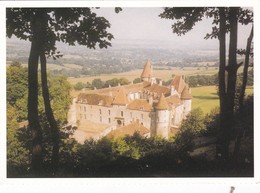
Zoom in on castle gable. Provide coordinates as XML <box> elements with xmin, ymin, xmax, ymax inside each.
<box><xmin>171</xmin><ymin>75</ymin><xmax>186</xmax><ymax>93</ymax></box>
<box><xmin>113</xmin><ymin>87</ymin><xmax>129</xmax><ymax>105</ymax></box>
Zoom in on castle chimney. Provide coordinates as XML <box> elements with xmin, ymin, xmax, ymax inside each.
<box><xmin>171</xmin><ymin>86</ymin><xmax>175</xmax><ymax>96</ymax></box>
<box><xmin>148</xmin><ymin>96</ymin><xmax>153</xmax><ymax>106</ymax></box>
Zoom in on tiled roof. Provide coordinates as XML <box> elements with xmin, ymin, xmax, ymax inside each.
<box><xmin>141</xmin><ymin>60</ymin><xmax>152</xmax><ymax>78</ymax></box>
<box><xmin>171</xmin><ymin>75</ymin><xmax>186</xmax><ymax>93</ymax></box>
<box><xmin>181</xmin><ymin>85</ymin><xmax>192</xmax><ymax>100</ymax></box>
<box><xmin>84</xmin><ymin>83</ymin><xmax>145</xmax><ymax>97</ymax></box>
<box><xmin>166</xmin><ymin>95</ymin><xmax>182</xmax><ymax>107</ymax></box>
<box><xmin>127</xmin><ymin>99</ymin><xmax>153</xmax><ymax>112</ymax></box>
<box><xmin>113</xmin><ymin>87</ymin><xmax>129</xmax><ymax>105</ymax></box>
<box><xmin>155</xmin><ymin>94</ymin><xmax>169</xmax><ymax>110</ymax></box>
<box><xmin>107</xmin><ymin>122</ymin><xmax>150</xmax><ymax>138</ymax></box>
<box><xmin>77</xmin><ymin>93</ymin><xmax>113</xmax><ymax>107</ymax></box>
<box><xmin>143</xmin><ymin>84</ymin><xmax>171</xmax><ymax>97</ymax></box>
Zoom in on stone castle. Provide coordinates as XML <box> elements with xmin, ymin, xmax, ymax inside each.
<box><xmin>68</xmin><ymin>60</ymin><xmax>192</xmax><ymax>140</ymax></box>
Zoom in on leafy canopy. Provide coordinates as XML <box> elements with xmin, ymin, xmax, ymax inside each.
<box><xmin>160</xmin><ymin>7</ymin><xmax>253</xmax><ymax>39</ymax></box>
<box><xmin>6</xmin><ymin>8</ymin><xmax>114</xmax><ymax>57</ymax></box>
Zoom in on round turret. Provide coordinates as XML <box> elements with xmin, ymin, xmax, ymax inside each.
<box><xmin>155</xmin><ymin>94</ymin><xmax>170</xmax><ymax>139</ymax></box>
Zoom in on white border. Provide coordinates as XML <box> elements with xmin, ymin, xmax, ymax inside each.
<box><xmin>1</xmin><ymin>0</ymin><xmax>260</xmax><ymax>192</ymax></box>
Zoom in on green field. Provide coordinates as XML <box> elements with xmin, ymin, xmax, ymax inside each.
<box><xmin>191</xmin><ymin>86</ymin><xmax>219</xmax><ymax>114</ymax></box>
<box><xmin>191</xmin><ymin>86</ymin><xmax>254</xmax><ymax>114</ymax></box>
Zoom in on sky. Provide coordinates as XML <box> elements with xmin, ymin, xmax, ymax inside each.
<box><xmin>6</xmin><ymin>7</ymin><xmax>253</xmax><ymax>51</ymax></box>
<box><xmin>94</xmin><ymin>7</ymin><xmax>253</xmax><ymax>50</ymax></box>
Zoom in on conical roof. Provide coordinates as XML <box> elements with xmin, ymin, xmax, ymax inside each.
<box><xmin>113</xmin><ymin>87</ymin><xmax>129</xmax><ymax>105</ymax></box>
<box><xmin>141</xmin><ymin>60</ymin><xmax>152</xmax><ymax>78</ymax></box>
<box><xmin>155</xmin><ymin>93</ymin><xmax>169</xmax><ymax>110</ymax></box>
<box><xmin>181</xmin><ymin>85</ymin><xmax>192</xmax><ymax>100</ymax></box>
<box><xmin>170</xmin><ymin>75</ymin><xmax>186</xmax><ymax>93</ymax></box>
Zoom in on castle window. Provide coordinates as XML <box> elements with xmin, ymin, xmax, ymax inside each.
<box><xmin>121</xmin><ymin>111</ymin><xmax>123</xmax><ymax>117</ymax></box>
<box><xmin>99</xmin><ymin>109</ymin><xmax>102</xmax><ymax>115</ymax></box>
<box><xmin>140</xmin><ymin>107</ymin><xmax>144</xmax><ymax>110</ymax></box>
<box><xmin>109</xmin><ymin>118</ymin><xmax>111</xmax><ymax>123</ymax></box>
<box><xmin>100</xmin><ymin>116</ymin><xmax>102</xmax><ymax>122</ymax></box>
<box><xmin>130</xmin><ymin>112</ymin><xmax>132</xmax><ymax>118</ymax></box>
<box><xmin>108</xmin><ymin>109</ymin><xmax>110</xmax><ymax>115</ymax></box>
<box><xmin>84</xmin><ymin>106</ymin><xmax>86</xmax><ymax>112</ymax></box>
<box><xmin>141</xmin><ymin>114</ymin><xmax>143</xmax><ymax>120</ymax></box>
<box><xmin>80</xmin><ymin>106</ymin><xmax>82</xmax><ymax>111</ymax></box>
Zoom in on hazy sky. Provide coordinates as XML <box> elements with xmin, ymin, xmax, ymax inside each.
<box><xmin>95</xmin><ymin>7</ymin><xmax>252</xmax><ymax>50</ymax></box>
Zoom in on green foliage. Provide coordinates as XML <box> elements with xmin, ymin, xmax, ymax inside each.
<box><xmin>174</xmin><ymin>108</ymin><xmax>206</xmax><ymax>151</ymax></box>
<box><xmin>7</xmin><ymin>65</ymin><xmax>72</xmax><ymax>175</ymax></box>
<box><xmin>181</xmin><ymin>108</ymin><xmax>206</xmax><ymax>134</ymax></box>
<box><xmin>7</xmin><ymin>8</ymin><xmax>114</xmax><ymax>56</ymax></box>
<box><xmin>186</xmin><ymin>74</ymin><xmax>218</xmax><ymax>87</ymax></box>
<box><xmin>6</xmin><ymin>64</ymin><xmax>28</xmax><ymax>105</ymax></box>
<box><xmin>204</xmin><ymin>107</ymin><xmax>220</xmax><ymax>136</ymax></box>
<box><xmin>133</xmin><ymin>77</ymin><xmax>141</xmax><ymax>84</ymax></box>
<box><xmin>91</xmin><ymin>78</ymin><xmax>104</xmax><ymax>89</ymax></box>
<box><xmin>73</xmin><ymin>82</ymin><xmax>86</xmax><ymax>90</ymax></box>
<box><xmin>7</xmin><ymin>104</ymin><xmax>30</xmax><ymax>176</ymax></box>
<box><xmin>104</xmin><ymin>77</ymin><xmax>129</xmax><ymax>88</ymax></box>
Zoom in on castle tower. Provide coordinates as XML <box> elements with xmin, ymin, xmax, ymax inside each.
<box><xmin>141</xmin><ymin>60</ymin><xmax>153</xmax><ymax>82</ymax></box>
<box><xmin>181</xmin><ymin>85</ymin><xmax>192</xmax><ymax>117</ymax></box>
<box><xmin>155</xmin><ymin>93</ymin><xmax>170</xmax><ymax>139</ymax></box>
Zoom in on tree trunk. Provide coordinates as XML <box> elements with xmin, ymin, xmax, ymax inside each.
<box><xmin>233</xmin><ymin>26</ymin><xmax>253</xmax><ymax>159</ymax></box>
<box><xmin>224</xmin><ymin>7</ymin><xmax>239</xmax><ymax>159</ymax></box>
<box><xmin>28</xmin><ymin>10</ymin><xmax>46</xmax><ymax>175</ymax></box>
<box><xmin>40</xmin><ymin>52</ymin><xmax>60</xmax><ymax>175</ymax></box>
<box><xmin>217</xmin><ymin>7</ymin><xmax>228</xmax><ymax>159</ymax></box>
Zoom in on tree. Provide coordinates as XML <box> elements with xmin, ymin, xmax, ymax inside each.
<box><xmin>6</xmin><ymin>62</ymin><xmax>28</xmax><ymax>105</ymax></box>
<box><xmin>7</xmin><ymin>8</ymin><xmax>116</xmax><ymax>175</ymax></box>
<box><xmin>233</xmin><ymin>26</ymin><xmax>253</xmax><ymax>159</ymax></box>
<box><xmin>92</xmin><ymin>78</ymin><xmax>104</xmax><ymax>89</ymax></box>
<box><xmin>74</xmin><ymin>82</ymin><xmax>86</xmax><ymax>91</ymax></box>
<box><xmin>7</xmin><ymin>64</ymin><xmax>74</xmax><ymax>176</ymax></box>
<box><xmin>160</xmin><ymin>7</ymin><xmax>253</xmax><ymax>159</ymax></box>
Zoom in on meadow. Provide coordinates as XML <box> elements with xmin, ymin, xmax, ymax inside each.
<box><xmin>192</xmin><ymin>86</ymin><xmax>253</xmax><ymax>114</ymax></box>
<box><xmin>191</xmin><ymin>86</ymin><xmax>219</xmax><ymax>114</ymax></box>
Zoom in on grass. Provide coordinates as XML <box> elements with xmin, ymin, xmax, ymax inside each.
<box><xmin>191</xmin><ymin>86</ymin><xmax>219</xmax><ymax>114</ymax></box>
<box><xmin>191</xmin><ymin>86</ymin><xmax>254</xmax><ymax>114</ymax></box>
